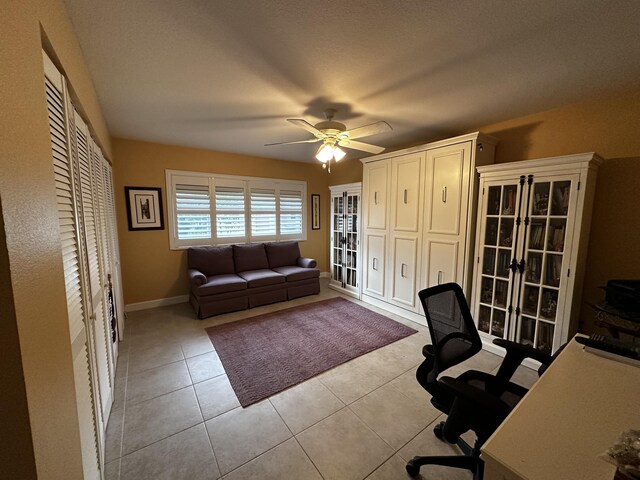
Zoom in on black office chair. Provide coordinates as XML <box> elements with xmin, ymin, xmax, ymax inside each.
<box><xmin>406</xmin><ymin>282</ymin><xmax>552</xmax><ymax>479</ymax></box>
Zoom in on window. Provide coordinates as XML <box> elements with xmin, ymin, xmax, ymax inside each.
<box><xmin>176</xmin><ymin>183</ymin><xmax>211</xmax><ymax>240</ymax></box>
<box><xmin>215</xmin><ymin>180</ymin><xmax>246</xmax><ymax>240</ymax></box>
<box><xmin>250</xmin><ymin>186</ymin><xmax>277</xmax><ymax>238</ymax></box>
<box><xmin>166</xmin><ymin>170</ymin><xmax>307</xmax><ymax>249</ymax></box>
<box><xmin>280</xmin><ymin>189</ymin><xmax>303</xmax><ymax>235</ymax></box>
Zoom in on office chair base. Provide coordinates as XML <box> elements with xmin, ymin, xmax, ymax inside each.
<box><xmin>405</xmin><ymin>429</ymin><xmax>483</xmax><ymax>479</ymax></box>
<box><xmin>405</xmin><ymin>454</ymin><xmax>482</xmax><ymax>479</ymax></box>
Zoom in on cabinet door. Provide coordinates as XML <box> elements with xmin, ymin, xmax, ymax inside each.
<box><xmin>427</xmin><ymin>142</ymin><xmax>471</xmax><ymax>235</ymax></box>
<box><xmin>364</xmin><ymin>161</ymin><xmax>389</xmax><ymax>230</ymax></box>
<box><xmin>513</xmin><ymin>173</ymin><xmax>580</xmax><ymax>356</ymax></box>
<box><xmin>390</xmin><ymin>235</ymin><xmax>418</xmax><ymax>308</ymax></box>
<box><xmin>344</xmin><ymin>192</ymin><xmax>359</xmax><ymax>291</ymax></box>
<box><xmin>391</xmin><ymin>153</ymin><xmax>423</xmax><ymax>232</ymax></box>
<box><xmin>473</xmin><ymin>179</ymin><xmax>523</xmax><ymax>342</ymax></box>
<box><xmin>330</xmin><ymin>193</ymin><xmax>345</xmax><ymax>287</ymax></box>
<box><xmin>364</xmin><ymin>233</ymin><xmax>386</xmax><ymax>298</ymax></box>
<box><xmin>425</xmin><ymin>240</ymin><xmax>459</xmax><ymax>287</ymax></box>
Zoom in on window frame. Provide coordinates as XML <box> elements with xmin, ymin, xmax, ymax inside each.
<box><xmin>166</xmin><ymin>170</ymin><xmax>307</xmax><ymax>250</ymax></box>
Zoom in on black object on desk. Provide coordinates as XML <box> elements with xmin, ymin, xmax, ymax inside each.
<box><xmin>575</xmin><ymin>335</ymin><xmax>640</xmax><ymax>365</ymax></box>
<box><xmin>603</xmin><ymin>279</ymin><xmax>640</xmax><ymax>311</ymax></box>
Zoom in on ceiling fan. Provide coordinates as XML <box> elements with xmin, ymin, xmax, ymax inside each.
<box><xmin>266</xmin><ymin>109</ymin><xmax>392</xmax><ymax>170</ymax></box>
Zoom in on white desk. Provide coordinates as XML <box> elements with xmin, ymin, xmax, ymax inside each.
<box><xmin>481</xmin><ymin>337</ymin><xmax>640</xmax><ymax>480</ymax></box>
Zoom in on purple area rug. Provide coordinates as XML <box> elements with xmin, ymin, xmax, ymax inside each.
<box><xmin>205</xmin><ymin>297</ymin><xmax>417</xmax><ymax>407</ymax></box>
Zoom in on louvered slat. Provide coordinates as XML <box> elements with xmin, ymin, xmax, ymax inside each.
<box><xmin>279</xmin><ymin>189</ymin><xmax>303</xmax><ymax>235</ymax></box>
<box><xmin>176</xmin><ymin>183</ymin><xmax>212</xmax><ymax>239</ymax></box>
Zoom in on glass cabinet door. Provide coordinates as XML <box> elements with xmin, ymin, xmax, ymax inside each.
<box><xmin>513</xmin><ymin>175</ymin><xmax>578</xmax><ymax>355</ymax></box>
<box><xmin>331</xmin><ymin>194</ymin><xmax>344</xmax><ymax>283</ymax></box>
<box><xmin>476</xmin><ymin>182</ymin><xmax>522</xmax><ymax>340</ymax></box>
<box><xmin>330</xmin><ymin>187</ymin><xmax>361</xmax><ymax>296</ymax></box>
<box><xmin>344</xmin><ymin>193</ymin><xmax>359</xmax><ymax>288</ymax></box>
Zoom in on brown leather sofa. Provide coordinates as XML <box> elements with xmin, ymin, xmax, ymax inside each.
<box><xmin>187</xmin><ymin>241</ymin><xmax>320</xmax><ymax>319</ymax></box>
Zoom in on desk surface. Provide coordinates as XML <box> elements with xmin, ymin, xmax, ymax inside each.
<box><xmin>481</xmin><ymin>337</ymin><xmax>640</xmax><ymax>480</ymax></box>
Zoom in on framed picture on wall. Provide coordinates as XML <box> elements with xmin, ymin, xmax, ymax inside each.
<box><xmin>311</xmin><ymin>194</ymin><xmax>320</xmax><ymax>230</ymax></box>
<box><xmin>125</xmin><ymin>187</ymin><xmax>164</xmax><ymax>231</ymax></box>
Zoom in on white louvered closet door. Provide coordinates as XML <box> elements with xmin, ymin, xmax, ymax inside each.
<box><xmin>90</xmin><ymin>137</ymin><xmax>117</xmax><ymax>379</ymax></box>
<box><xmin>43</xmin><ymin>52</ymin><xmax>102</xmax><ymax>480</ymax></box>
<box><xmin>75</xmin><ymin>108</ymin><xmax>114</xmax><ymax>426</ymax></box>
<box><xmin>103</xmin><ymin>159</ymin><xmax>126</xmax><ymax>340</ymax></box>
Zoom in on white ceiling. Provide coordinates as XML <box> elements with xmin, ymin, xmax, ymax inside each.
<box><xmin>63</xmin><ymin>0</ymin><xmax>640</xmax><ymax>163</ymax></box>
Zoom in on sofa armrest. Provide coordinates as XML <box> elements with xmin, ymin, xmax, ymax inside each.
<box><xmin>297</xmin><ymin>257</ymin><xmax>317</xmax><ymax>268</ymax></box>
<box><xmin>188</xmin><ymin>268</ymin><xmax>207</xmax><ymax>288</ymax></box>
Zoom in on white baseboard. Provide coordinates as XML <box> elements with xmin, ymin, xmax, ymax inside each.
<box><xmin>125</xmin><ymin>294</ymin><xmax>189</xmax><ymax>312</ymax></box>
<box><xmin>320</xmin><ymin>271</ymin><xmax>330</xmax><ymax>278</ymax></box>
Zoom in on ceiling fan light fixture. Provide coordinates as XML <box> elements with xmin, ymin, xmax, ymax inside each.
<box><xmin>333</xmin><ymin>146</ymin><xmax>346</xmax><ymax>162</ymax></box>
<box><xmin>315</xmin><ymin>143</ymin><xmax>333</xmax><ymax>163</ymax></box>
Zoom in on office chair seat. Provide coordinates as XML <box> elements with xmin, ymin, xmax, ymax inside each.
<box><xmin>406</xmin><ymin>283</ymin><xmax>551</xmax><ymax>479</ymax></box>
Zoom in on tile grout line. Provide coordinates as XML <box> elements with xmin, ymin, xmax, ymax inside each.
<box><xmin>112</xmin><ymin>327</ymin><xmax>130</xmax><ymax>479</ymax></box>
<box><xmin>181</xmin><ymin>343</ymin><xmax>223</xmax><ymax>480</ymax></box>
<box><xmin>267</xmin><ymin>397</ymin><xmax>327</xmax><ymax>480</ymax></box>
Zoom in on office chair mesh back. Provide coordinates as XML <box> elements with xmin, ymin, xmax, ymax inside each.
<box><xmin>420</xmin><ymin>283</ymin><xmax>482</xmax><ymax>375</ymax></box>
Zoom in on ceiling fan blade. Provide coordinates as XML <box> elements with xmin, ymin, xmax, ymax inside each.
<box><xmin>342</xmin><ymin>121</ymin><xmax>392</xmax><ymax>140</ymax></box>
<box><xmin>287</xmin><ymin>118</ymin><xmax>323</xmax><ymax>137</ymax></box>
<box><xmin>338</xmin><ymin>139</ymin><xmax>385</xmax><ymax>154</ymax></box>
<box><xmin>265</xmin><ymin>138</ymin><xmax>321</xmax><ymax>147</ymax></box>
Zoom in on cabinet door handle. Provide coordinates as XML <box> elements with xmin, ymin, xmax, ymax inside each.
<box><xmin>374</xmin><ymin>192</ymin><xmax>378</xmax><ymax>205</ymax></box>
<box><xmin>442</xmin><ymin>186</ymin><xmax>447</xmax><ymax>203</ymax></box>
<box><xmin>403</xmin><ymin>189</ymin><xmax>408</xmax><ymax>204</ymax></box>
<box><xmin>438</xmin><ymin>270</ymin><xmax>444</xmax><ymax>284</ymax></box>
<box><xmin>373</xmin><ymin>258</ymin><xmax>378</xmax><ymax>270</ymax></box>
<box><xmin>401</xmin><ymin>263</ymin><xmax>407</xmax><ymax>278</ymax></box>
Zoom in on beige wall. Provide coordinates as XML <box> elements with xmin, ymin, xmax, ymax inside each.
<box><xmin>326</xmin><ymin>87</ymin><xmax>640</xmax><ymax>335</ymax></box>
<box><xmin>0</xmin><ymin>0</ymin><xmax>112</xmax><ymax>477</ymax></box>
<box><xmin>112</xmin><ymin>138</ymin><xmax>329</xmax><ymax>305</ymax></box>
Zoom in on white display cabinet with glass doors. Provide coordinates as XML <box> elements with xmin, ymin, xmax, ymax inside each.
<box><xmin>471</xmin><ymin>153</ymin><xmax>601</xmax><ymax>359</ymax></box>
<box><xmin>329</xmin><ymin>183</ymin><xmax>362</xmax><ymax>298</ymax></box>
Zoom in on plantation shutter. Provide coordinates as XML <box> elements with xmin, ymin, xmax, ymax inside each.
<box><xmin>250</xmin><ymin>187</ymin><xmax>277</xmax><ymax>238</ymax></box>
<box><xmin>43</xmin><ymin>51</ymin><xmax>101</xmax><ymax>480</ymax></box>
<box><xmin>279</xmin><ymin>189</ymin><xmax>303</xmax><ymax>236</ymax></box>
<box><xmin>214</xmin><ymin>179</ymin><xmax>246</xmax><ymax>241</ymax></box>
<box><xmin>174</xmin><ymin>176</ymin><xmax>212</xmax><ymax>244</ymax></box>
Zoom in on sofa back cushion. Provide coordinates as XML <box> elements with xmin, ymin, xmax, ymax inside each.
<box><xmin>188</xmin><ymin>246</ymin><xmax>235</xmax><ymax>276</ymax></box>
<box><xmin>265</xmin><ymin>241</ymin><xmax>301</xmax><ymax>268</ymax></box>
<box><xmin>233</xmin><ymin>243</ymin><xmax>269</xmax><ymax>272</ymax></box>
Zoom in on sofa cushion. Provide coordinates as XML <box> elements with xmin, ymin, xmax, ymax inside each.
<box><xmin>195</xmin><ymin>274</ymin><xmax>247</xmax><ymax>296</ymax></box>
<box><xmin>237</xmin><ymin>269</ymin><xmax>286</xmax><ymax>288</ymax></box>
<box><xmin>265</xmin><ymin>241</ymin><xmax>301</xmax><ymax>268</ymax></box>
<box><xmin>272</xmin><ymin>265</ymin><xmax>320</xmax><ymax>282</ymax></box>
<box><xmin>233</xmin><ymin>244</ymin><xmax>269</xmax><ymax>272</ymax></box>
<box><xmin>188</xmin><ymin>246</ymin><xmax>235</xmax><ymax>276</ymax></box>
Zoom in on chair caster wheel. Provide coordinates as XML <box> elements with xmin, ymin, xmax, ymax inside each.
<box><xmin>433</xmin><ymin>421</ymin><xmax>445</xmax><ymax>440</ymax></box>
<box><xmin>405</xmin><ymin>461</ymin><xmax>420</xmax><ymax>477</ymax></box>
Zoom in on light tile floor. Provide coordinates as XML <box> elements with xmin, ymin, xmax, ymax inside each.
<box><xmin>105</xmin><ymin>280</ymin><xmax>538</xmax><ymax>480</ymax></box>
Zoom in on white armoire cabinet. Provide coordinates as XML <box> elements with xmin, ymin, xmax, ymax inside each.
<box><xmin>470</xmin><ymin>153</ymin><xmax>601</xmax><ymax>356</ymax></box>
<box><xmin>361</xmin><ymin>132</ymin><xmax>497</xmax><ymax>323</ymax></box>
<box><xmin>329</xmin><ymin>183</ymin><xmax>362</xmax><ymax>298</ymax></box>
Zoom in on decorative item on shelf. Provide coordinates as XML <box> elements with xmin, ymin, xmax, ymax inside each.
<box><xmin>601</xmin><ymin>429</ymin><xmax>640</xmax><ymax>480</ymax></box>
<box><xmin>311</xmin><ymin>194</ymin><xmax>320</xmax><ymax>230</ymax></box>
<box><xmin>124</xmin><ymin>186</ymin><xmax>164</xmax><ymax>231</ymax></box>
